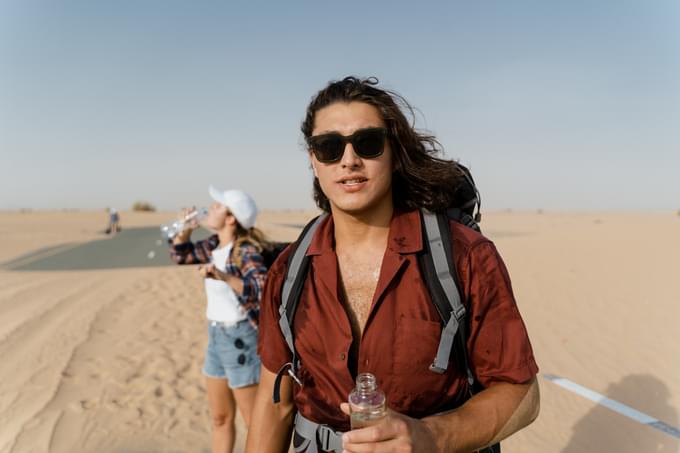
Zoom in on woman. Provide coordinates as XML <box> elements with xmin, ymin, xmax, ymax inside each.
<box><xmin>170</xmin><ymin>186</ymin><xmax>267</xmax><ymax>453</ymax></box>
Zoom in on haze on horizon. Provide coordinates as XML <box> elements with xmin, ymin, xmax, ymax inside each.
<box><xmin>1</xmin><ymin>1</ymin><xmax>678</xmax><ymax>212</ymax></box>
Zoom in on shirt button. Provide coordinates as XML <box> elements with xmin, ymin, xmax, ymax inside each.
<box><xmin>339</xmin><ymin>352</ymin><xmax>346</xmax><ymax>360</ymax></box>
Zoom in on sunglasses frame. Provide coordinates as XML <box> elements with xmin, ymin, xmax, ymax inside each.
<box><xmin>307</xmin><ymin>127</ymin><xmax>388</xmax><ymax>163</ymax></box>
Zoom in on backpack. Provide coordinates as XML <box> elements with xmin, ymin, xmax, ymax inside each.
<box><xmin>272</xmin><ymin>163</ymin><xmax>499</xmax><ymax>452</ymax></box>
<box><xmin>260</xmin><ymin>241</ymin><xmax>291</xmax><ymax>269</ymax></box>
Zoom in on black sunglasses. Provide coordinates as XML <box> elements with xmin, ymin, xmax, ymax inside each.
<box><xmin>307</xmin><ymin>127</ymin><xmax>388</xmax><ymax>163</ymax></box>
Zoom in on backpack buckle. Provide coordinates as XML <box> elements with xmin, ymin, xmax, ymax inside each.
<box><xmin>429</xmin><ymin>362</ymin><xmax>447</xmax><ymax>374</ymax></box>
<box><xmin>317</xmin><ymin>424</ymin><xmax>343</xmax><ymax>452</ymax></box>
<box><xmin>287</xmin><ymin>367</ymin><xmax>303</xmax><ymax>386</ymax></box>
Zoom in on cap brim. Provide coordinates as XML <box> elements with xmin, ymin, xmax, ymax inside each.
<box><xmin>208</xmin><ymin>185</ymin><xmax>224</xmax><ymax>206</ymax></box>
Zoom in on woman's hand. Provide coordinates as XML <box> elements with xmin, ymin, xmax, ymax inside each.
<box><xmin>183</xmin><ymin>206</ymin><xmax>203</xmax><ymax>229</ymax></box>
<box><xmin>198</xmin><ymin>264</ymin><xmax>228</xmax><ymax>281</ymax></box>
<box><xmin>172</xmin><ymin>207</ymin><xmax>198</xmax><ymax>244</ymax></box>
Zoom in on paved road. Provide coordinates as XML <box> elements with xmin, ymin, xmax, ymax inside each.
<box><xmin>2</xmin><ymin>227</ymin><xmax>212</xmax><ymax>271</ymax></box>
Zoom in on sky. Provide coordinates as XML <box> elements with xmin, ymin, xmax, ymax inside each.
<box><xmin>1</xmin><ymin>0</ymin><xmax>679</xmax><ymax>211</ymax></box>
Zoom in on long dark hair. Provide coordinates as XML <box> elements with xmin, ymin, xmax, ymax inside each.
<box><xmin>301</xmin><ymin>76</ymin><xmax>464</xmax><ymax>213</ymax></box>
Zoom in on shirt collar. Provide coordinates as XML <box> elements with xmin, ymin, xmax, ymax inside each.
<box><xmin>306</xmin><ymin>209</ymin><xmax>423</xmax><ymax>256</ymax></box>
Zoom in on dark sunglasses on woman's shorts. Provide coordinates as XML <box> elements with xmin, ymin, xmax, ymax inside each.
<box><xmin>307</xmin><ymin>127</ymin><xmax>388</xmax><ymax>163</ymax></box>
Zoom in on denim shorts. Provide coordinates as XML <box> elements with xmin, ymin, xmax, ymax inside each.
<box><xmin>202</xmin><ymin>320</ymin><xmax>261</xmax><ymax>388</ymax></box>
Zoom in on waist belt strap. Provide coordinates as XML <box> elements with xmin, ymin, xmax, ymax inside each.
<box><xmin>294</xmin><ymin>413</ymin><xmax>344</xmax><ymax>453</ymax></box>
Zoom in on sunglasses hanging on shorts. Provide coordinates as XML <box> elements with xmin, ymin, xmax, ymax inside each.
<box><xmin>307</xmin><ymin>127</ymin><xmax>388</xmax><ymax>163</ymax></box>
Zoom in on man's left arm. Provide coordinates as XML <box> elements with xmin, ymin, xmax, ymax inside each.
<box><xmin>342</xmin><ymin>377</ymin><xmax>539</xmax><ymax>453</ymax></box>
<box><xmin>427</xmin><ymin>377</ymin><xmax>540</xmax><ymax>451</ymax></box>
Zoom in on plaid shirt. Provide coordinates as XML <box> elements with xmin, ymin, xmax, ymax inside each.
<box><xmin>169</xmin><ymin>234</ymin><xmax>267</xmax><ymax>328</ymax></box>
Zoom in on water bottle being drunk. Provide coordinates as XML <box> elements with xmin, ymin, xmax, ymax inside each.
<box><xmin>348</xmin><ymin>372</ymin><xmax>386</xmax><ymax>429</ymax></box>
<box><xmin>160</xmin><ymin>207</ymin><xmax>208</xmax><ymax>240</ymax></box>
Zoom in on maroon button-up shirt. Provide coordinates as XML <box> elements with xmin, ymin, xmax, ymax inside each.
<box><xmin>258</xmin><ymin>209</ymin><xmax>538</xmax><ymax>431</ymax></box>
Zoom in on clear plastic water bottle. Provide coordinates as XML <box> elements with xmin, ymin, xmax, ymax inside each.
<box><xmin>160</xmin><ymin>207</ymin><xmax>208</xmax><ymax>240</ymax></box>
<box><xmin>349</xmin><ymin>372</ymin><xmax>386</xmax><ymax>429</ymax></box>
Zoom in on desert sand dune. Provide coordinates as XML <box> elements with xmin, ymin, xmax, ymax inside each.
<box><xmin>0</xmin><ymin>210</ymin><xmax>678</xmax><ymax>452</ymax></box>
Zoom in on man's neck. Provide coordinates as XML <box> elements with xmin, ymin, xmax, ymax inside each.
<box><xmin>332</xmin><ymin>201</ymin><xmax>393</xmax><ymax>252</ymax></box>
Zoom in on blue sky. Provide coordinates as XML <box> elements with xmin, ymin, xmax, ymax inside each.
<box><xmin>1</xmin><ymin>1</ymin><xmax>678</xmax><ymax>211</ymax></box>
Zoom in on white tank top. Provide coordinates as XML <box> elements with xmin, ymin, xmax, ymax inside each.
<box><xmin>204</xmin><ymin>242</ymin><xmax>248</xmax><ymax>324</ymax></box>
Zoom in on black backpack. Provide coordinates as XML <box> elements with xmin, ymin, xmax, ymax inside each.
<box><xmin>260</xmin><ymin>241</ymin><xmax>291</xmax><ymax>269</ymax></box>
<box><xmin>271</xmin><ymin>163</ymin><xmax>499</xmax><ymax>453</ymax></box>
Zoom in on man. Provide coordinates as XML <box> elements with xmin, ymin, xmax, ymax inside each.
<box><xmin>246</xmin><ymin>77</ymin><xmax>539</xmax><ymax>452</ymax></box>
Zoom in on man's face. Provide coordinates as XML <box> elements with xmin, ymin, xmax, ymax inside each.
<box><xmin>310</xmin><ymin>101</ymin><xmax>393</xmax><ymax>216</ymax></box>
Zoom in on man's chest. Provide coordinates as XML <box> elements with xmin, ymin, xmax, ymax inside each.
<box><xmin>336</xmin><ymin>254</ymin><xmax>382</xmax><ymax>332</ymax></box>
<box><xmin>296</xmin><ymin>254</ymin><xmax>464</xmax><ymax>418</ymax></box>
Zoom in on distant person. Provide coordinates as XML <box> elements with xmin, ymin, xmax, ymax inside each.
<box><xmin>169</xmin><ymin>187</ymin><xmax>268</xmax><ymax>453</ymax></box>
<box><xmin>106</xmin><ymin>207</ymin><xmax>121</xmax><ymax>235</ymax></box>
<box><xmin>246</xmin><ymin>77</ymin><xmax>540</xmax><ymax>452</ymax></box>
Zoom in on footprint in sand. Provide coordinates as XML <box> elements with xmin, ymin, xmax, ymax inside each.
<box><xmin>68</xmin><ymin>401</ymin><xmax>84</xmax><ymax>413</ymax></box>
<box><xmin>179</xmin><ymin>384</ymin><xmax>202</xmax><ymax>401</ymax></box>
<box><xmin>105</xmin><ymin>398</ymin><xmax>124</xmax><ymax>409</ymax></box>
<box><xmin>80</xmin><ymin>399</ymin><xmax>97</xmax><ymax>410</ymax></box>
<box><xmin>125</xmin><ymin>370</ymin><xmax>142</xmax><ymax>384</ymax></box>
<box><xmin>163</xmin><ymin>419</ymin><xmax>179</xmax><ymax>435</ymax></box>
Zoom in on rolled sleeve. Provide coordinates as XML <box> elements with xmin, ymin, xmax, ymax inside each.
<box><xmin>168</xmin><ymin>234</ymin><xmax>218</xmax><ymax>264</ymax></box>
<box><xmin>465</xmin><ymin>241</ymin><xmax>538</xmax><ymax>387</ymax></box>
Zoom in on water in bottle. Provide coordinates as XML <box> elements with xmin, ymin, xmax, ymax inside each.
<box><xmin>348</xmin><ymin>372</ymin><xmax>386</xmax><ymax>429</ymax></box>
<box><xmin>160</xmin><ymin>207</ymin><xmax>208</xmax><ymax>240</ymax></box>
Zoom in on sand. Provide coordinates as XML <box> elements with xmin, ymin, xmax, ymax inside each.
<box><xmin>0</xmin><ymin>209</ymin><xmax>678</xmax><ymax>452</ymax></box>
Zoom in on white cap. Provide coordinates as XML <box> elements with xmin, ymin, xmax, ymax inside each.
<box><xmin>208</xmin><ymin>186</ymin><xmax>258</xmax><ymax>229</ymax></box>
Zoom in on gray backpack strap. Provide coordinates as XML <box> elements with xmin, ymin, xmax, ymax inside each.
<box><xmin>278</xmin><ymin>213</ymin><xmax>327</xmax><ymax>355</ymax></box>
<box><xmin>294</xmin><ymin>413</ymin><xmax>344</xmax><ymax>453</ymax></box>
<box><xmin>421</xmin><ymin>210</ymin><xmax>473</xmax><ymax>385</ymax></box>
<box><xmin>273</xmin><ymin>213</ymin><xmax>327</xmax><ymax>403</ymax></box>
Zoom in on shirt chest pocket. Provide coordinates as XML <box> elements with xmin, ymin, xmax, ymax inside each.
<box><xmin>390</xmin><ymin>316</ymin><xmax>456</xmax><ymax>415</ymax></box>
<box><xmin>392</xmin><ymin>316</ymin><xmax>443</xmax><ymax>375</ymax></box>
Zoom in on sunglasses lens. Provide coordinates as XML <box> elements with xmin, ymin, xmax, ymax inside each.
<box><xmin>311</xmin><ymin>134</ymin><xmax>344</xmax><ymax>163</ymax></box>
<box><xmin>309</xmin><ymin>128</ymin><xmax>387</xmax><ymax>163</ymax></box>
<box><xmin>353</xmin><ymin>129</ymin><xmax>385</xmax><ymax>158</ymax></box>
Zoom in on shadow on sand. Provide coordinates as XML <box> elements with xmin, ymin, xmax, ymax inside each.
<box><xmin>562</xmin><ymin>374</ymin><xmax>679</xmax><ymax>453</ymax></box>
